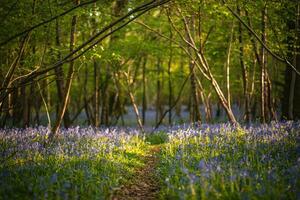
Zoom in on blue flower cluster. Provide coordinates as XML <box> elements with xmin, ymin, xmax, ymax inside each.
<box><xmin>158</xmin><ymin>121</ymin><xmax>300</xmax><ymax>199</ymax></box>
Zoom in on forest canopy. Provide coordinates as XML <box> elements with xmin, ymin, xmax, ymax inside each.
<box><xmin>0</xmin><ymin>0</ymin><xmax>299</xmax><ymax>131</ymax></box>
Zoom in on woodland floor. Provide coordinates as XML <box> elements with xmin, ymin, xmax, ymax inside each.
<box><xmin>111</xmin><ymin>145</ymin><xmax>161</xmax><ymax>200</ymax></box>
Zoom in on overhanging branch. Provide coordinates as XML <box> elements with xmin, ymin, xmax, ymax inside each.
<box><xmin>0</xmin><ymin>0</ymin><xmax>101</xmax><ymax>46</ymax></box>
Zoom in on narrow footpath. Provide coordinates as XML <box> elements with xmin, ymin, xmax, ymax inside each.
<box><xmin>112</xmin><ymin>145</ymin><xmax>161</xmax><ymax>200</ymax></box>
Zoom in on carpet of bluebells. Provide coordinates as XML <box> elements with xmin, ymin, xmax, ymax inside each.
<box><xmin>158</xmin><ymin>121</ymin><xmax>300</xmax><ymax>199</ymax></box>
<box><xmin>0</xmin><ymin>122</ymin><xmax>300</xmax><ymax>199</ymax></box>
<box><xmin>0</xmin><ymin>127</ymin><xmax>149</xmax><ymax>199</ymax></box>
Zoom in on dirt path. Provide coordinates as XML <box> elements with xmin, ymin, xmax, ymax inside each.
<box><xmin>112</xmin><ymin>145</ymin><xmax>161</xmax><ymax>200</ymax></box>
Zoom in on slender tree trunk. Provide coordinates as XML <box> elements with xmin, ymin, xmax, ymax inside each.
<box><xmin>34</xmin><ymin>83</ymin><xmax>41</xmax><ymax>125</ymax></box>
<box><xmin>12</xmin><ymin>89</ymin><xmax>21</xmax><ymax>125</ymax></box>
<box><xmin>37</xmin><ymin>81</ymin><xmax>51</xmax><ymax>127</ymax></box>
<box><xmin>284</xmin><ymin>3</ymin><xmax>300</xmax><ymax>120</ymax></box>
<box><xmin>197</xmin><ymin>6</ymin><xmax>211</xmax><ymax>123</ymax></box>
<box><xmin>8</xmin><ymin>90</ymin><xmax>13</xmax><ymax>120</ymax></box>
<box><xmin>293</xmin><ymin>3</ymin><xmax>300</xmax><ymax>120</ymax></box>
<box><xmin>45</xmin><ymin>71</ymin><xmax>51</xmax><ymax>116</ymax></box>
<box><xmin>175</xmin><ymin>55</ymin><xmax>184</xmax><ymax>118</ymax></box>
<box><xmin>101</xmin><ymin>69</ymin><xmax>110</xmax><ymax>125</ymax></box>
<box><xmin>210</xmin><ymin>75</ymin><xmax>237</xmax><ymax>123</ymax></box>
<box><xmin>123</xmin><ymin>66</ymin><xmax>144</xmax><ymax>131</ymax></box>
<box><xmin>156</xmin><ymin>58</ymin><xmax>163</xmax><ymax>124</ymax></box>
<box><xmin>168</xmin><ymin>31</ymin><xmax>173</xmax><ymax>125</ymax></box>
<box><xmin>92</xmin><ymin>2</ymin><xmax>99</xmax><ymax>127</ymax></box>
<box><xmin>128</xmin><ymin>90</ymin><xmax>144</xmax><ymax>132</ymax></box>
<box><xmin>51</xmin><ymin>0</ymin><xmax>79</xmax><ymax>138</ymax></box>
<box><xmin>195</xmin><ymin>76</ymin><xmax>211</xmax><ymax>122</ymax></box>
<box><xmin>260</xmin><ymin>4</ymin><xmax>267</xmax><ymax>123</ymax></box>
<box><xmin>142</xmin><ymin>56</ymin><xmax>147</xmax><ymax>125</ymax></box>
<box><xmin>21</xmin><ymin>85</ymin><xmax>30</xmax><ymax>127</ymax></box>
<box><xmin>237</xmin><ymin>6</ymin><xmax>250</xmax><ymax>122</ymax></box>
<box><xmin>99</xmin><ymin>0</ymin><xmax>129</xmax><ymax>126</ymax></box>
<box><xmin>94</xmin><ymin>60</ymin><xmax>100</xmax><ymax>127</ymax></box>
<box><xmin>245</xmin><ymin>10</ymin><xmax>262</xmax><ymax>122</ymax></box>
<box><xmin>83</xmin><ymin>64</ymin><xmax>92</xmax><ymax>125</ymax></box>
<box><xmin>54</xmin><ymin>19</ymin><xmax>71</xmax><ymax>127</ymax></box>
<box><xmin>225</xmin><ymin>21</ymin><xmax>234</xmax><ymax>111</ymax></box>
<box><xmin>187</xmin><ymin>15</ymin><xmax>201</xmax><ymax>123</ymax></box>
<box><xmin>289</xmin><ymin>66</ymin><xmax>296</xmax><ymax>120</ymax></box>
<box><xmin>111</xmin><ymin>69</ymin><xmax>125</xmax><ymax>125</ymax></box>
<box><xmin>266</xmin><ymin>73</ymin><xmax>277</xmax><ymax>120</ymax></box>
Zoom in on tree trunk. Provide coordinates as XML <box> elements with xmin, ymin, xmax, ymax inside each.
<box><xmin>237</xmin><ymin>6</ymin><xmax>250</xmax><ymax>122</ymax></box>
<box><xmin>101</xmin><ymin>69</ymin><xmax>110</xmax><ymax>125</ymax></box>
<box><xmin>187</xmin><ymin>15</ymin><xmax>201</xmax><ymax>123</ymax></box>
<box><xmin>294</xmin><ymin>4</ymin><xmax>300</xmax><ymax>119</ymax></box>
<box><xmin>142</xmin><ymin>56</ymin><xmax>147</xmax><ymax>125</ymax></box>
<box><xmin>51</xmin><ymin>0</ymin><xmax>79</xmax><ymax>138</ymax></box>
<box><xmin>283</xmin><ymin>3</ymin><xmax>300</xmax><ymax>120</ymax></box>
<box><xmin>84</xmin><ymin>64</ymin><xmax>92</xmax><ymax>125</ymax></box>
<box><xmin>266</xmin><ymin>73</ymin><xmax>277</xmax><ymax>120</ymax></box>
<box><xmin>128</xmin><ymin>90</ymin><xmax>144</xmax><ymax>132</ymax></box>
<box><xmin>195</xmin><ymin>76</ymin><xmax>211</xmax><ymax>123</ymax></box>
<box><xmin>156</xmin><ymin>58</ymin><xmax>163</xmax><ymax>124</ymax></box>
<box><xmin>94</xmin><ymin>60</ymin><xmax>100</xmax><ymax>127</ymax></box>
<box><xmin>168</xmin><ymin>31</ymin><xmax>173</xmax><ymax>125</ymax></box>
<box><xmin>225</xmin><ymin>21</ymin><xmax>234</xmax><ymax>111</ymax></box>
<box><xmin>21</xmin><ymin>85</ymin><xmax>30</xmax><ymax>127</ymax></box>
<box><xmin>260</xmin><ymin>4</ymin><xmax>267</xmax><ymax>123</ymax></box>
<box><xmin>54</xmin><ymin>19</ymin><xmax>71</xmax><ymax>127</ymax></box>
